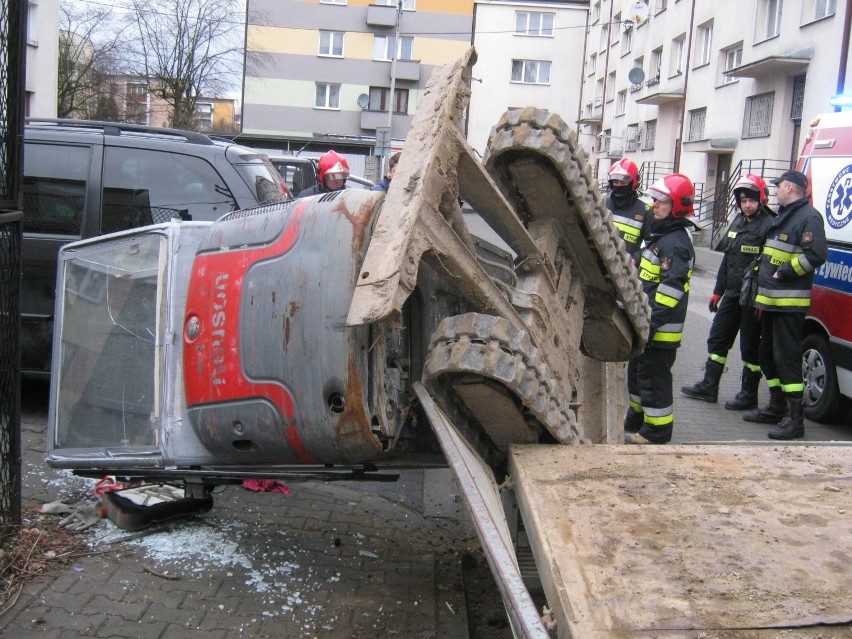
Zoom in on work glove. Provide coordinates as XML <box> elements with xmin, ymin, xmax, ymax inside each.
<box><xmin>708</xmin><ymin>294</ymin><xmax>721</xmax><ymax>313</ymax></box>
<box><xmin>58</xmin><ymin>505</ymin><xmax>106</xmax><ymax>532</ymax></box>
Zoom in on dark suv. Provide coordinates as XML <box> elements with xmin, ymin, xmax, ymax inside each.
<box><xmin>22</xmin><ymin>119</ymin><xmax>290</xmax><ymax>375</ymax></box>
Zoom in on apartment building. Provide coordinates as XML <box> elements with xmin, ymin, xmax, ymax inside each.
<box><xmin>579</xmin><ymin>0</ymin><xmax>851</xmax><ymax>208</ymax></box>
<box><xmin>468</xmin><ymin>0</ymin><xmax>589</xmax><ymax>155</ymax></box>
<box><xmin>241</xmin><ymin>0</ymin><xmax>474</xmax><ymax>155</ymax></box>
<box><xmin>25</xmin><ymin>0</ymin><xmax>58</xmax><ymax>118</ymax></box>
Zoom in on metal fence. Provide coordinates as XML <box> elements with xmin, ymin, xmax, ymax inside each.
<box><xmin>1</xmin><ymin>0</ymin><xmax>26</xmax><ymax>539</ymax></box>
<box><xmin>0</xmin><ymin>213</ymin><xmax>21</xmax><ymax>539</ymax></box>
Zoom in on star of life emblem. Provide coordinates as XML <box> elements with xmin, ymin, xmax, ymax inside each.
<box><xmin>826</xmin><ymin>164</ymin><xmax>852</xmax><ymax>230</ymax></box>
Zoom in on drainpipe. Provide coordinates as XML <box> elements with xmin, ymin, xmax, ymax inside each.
<box><xmin>576</xmin><ymin>9</ymin><xmax>591</xmax><ymax>146</ymax></box>
<box><xmin>674</xmin><ymin>0</ymin><xmax>697</xmax><ymax>172</ymax></box>
<box><xmin>836</xmin><ymin>0</ymin><xmax>852</xmax><ymax>111</ymax></box>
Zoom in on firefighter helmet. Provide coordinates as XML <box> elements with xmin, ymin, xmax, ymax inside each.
<box><xmin>607</xmin><ymin>157</ymin><xmax>640</xmax><ymax>190</ymax></box>
<box><xmin>317</xmin><ymin>150</ymin><xmax>350</xmax><ymax>182</ymax></box>
<box><xmin>645</xmin><ymin>173</ymin><xmax>695</xmax><ymax>218</ymax></box>
<box><xmin>733</xmin><ymin>173</ymin><xmax>769</xmax><ymax>205</ymax></box>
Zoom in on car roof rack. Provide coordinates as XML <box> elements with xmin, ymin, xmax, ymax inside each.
<box><xmin>25</xmin><ymin>118</ymin><xmax>215</xmax><ymax>145</ymax></box>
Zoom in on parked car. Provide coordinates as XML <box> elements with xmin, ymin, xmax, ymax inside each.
<box><xmin>268</xmin><ymin>155</ymin><xmax>374</xmax><ymax>195</ymax></box>
<box><xmin>22</xmin><ymin>118</ymin><xmax>291</xmax><ymax>376</ymax></box>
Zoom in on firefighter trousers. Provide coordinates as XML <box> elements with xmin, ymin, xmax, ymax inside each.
<box><xmin>626</xmin><ymin>346</ymin><xmax>678</xmax><ymax>444</ymax></box>
<box><xmin>707</xmin><ymin>295</ymin><xmax>762</xmax><ymax>370</ymax></box>
<box><xmin>758</xmin><ymin>311</ymin><xmax>805</xmax><ymax>398</ymax></box>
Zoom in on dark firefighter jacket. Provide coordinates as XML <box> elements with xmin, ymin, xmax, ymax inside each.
<box><xmin>754</xmin><ymin>196</ymin><xmax>827</xmax><ymax>313</ymax></box>
<box><xmin>714</xmin><ymin>207</ymin><xmax>774</xmax><ymax>296</ymax></box>
<box><xmin>608</xmin><ymin>193</ymin><xmax>652</xmax><ymax>261</ymax></box>
<box><xmin>637</xmin><ymin>216</ymin><xmax>696</xmax><ymax>349</ymax></box>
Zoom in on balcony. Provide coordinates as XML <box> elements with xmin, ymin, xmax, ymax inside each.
<box><xmin>724</xmin><ymin>48</ymin><xmax>811</xmax><ymax>80</ymax></box>
<box><xmin>636</xmin><ymin>90</ymin><xmax>684</xmax><ymax>106</ymax></box>
<box><xmin>629</xmin><ymin>83</ymin><xmax>642</xmax><ymax>93</ymax></box>
<box><xmin>367</xmin><ymin>4</ymin><xmax>397</xmax><ymax>27</ymax></box>
<box><xmin>394</xmin><ymin>59</ymin><xmax>421</xmax><ymax>82</ymax></box>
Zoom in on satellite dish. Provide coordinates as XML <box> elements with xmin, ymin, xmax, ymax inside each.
<box><xmin>625</xmin><ymin>1</ymin><xmax>650</xmax><ymax>25</ymax></box>
<box><xmin>356</xmin><ymin>93</ymin><xmax>369</xmax><ymax>110</ymax></box>
<box><xmin>627</xmin><ymin>67</ymin><xmax>645</xmax><ymax>85</ymax></box>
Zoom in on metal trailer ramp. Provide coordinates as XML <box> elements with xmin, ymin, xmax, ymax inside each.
<box><xmin>509</xmin><ymin>444</ymin><xmax>852</xmax><ymax>638</ymax></box>
<box><xmin>417</xmin><ymin>384</ymin><xmax>852</xmax><ymax>639</ymax></box>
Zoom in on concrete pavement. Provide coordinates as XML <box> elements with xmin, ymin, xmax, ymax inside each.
<box><xmin>3</xmin><ymin>257</ymin><xmax>850</xmax><ymax>639</ymax></box>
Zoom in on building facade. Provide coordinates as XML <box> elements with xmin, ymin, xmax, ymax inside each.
<box><xmin>579</xmin><ymin>0</ymin><xmax>851</xmax><ymax>218</ymax></box>
<box><xmin>468</xmin><ymin>0</ymin><xmax>589</xmax><ymax>155</ymax></box>
<box><xmin>25</xmin><ymin>0</ymin><xmax>59</xmax><ymax>118</ymax></box>
<box><xmin>241</xmin><ymin>0</ymin><xmax>474</xmax><ymax>155</ymax></box>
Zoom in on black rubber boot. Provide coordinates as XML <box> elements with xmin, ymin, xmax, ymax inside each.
<box><xmin>680</xmin><ymin>359</ymin><xmax>724</xmax><ymax>403</ymax></box>
<box><xmin>724</xmin><ymin>368</ymin><xmax>761</xmax><ymax>411</ymax></box>
<box><xmin>624</xmin><ymin>409</ymin><xmax>643</xmax><ymax>434</ymax></box>
<box><xmin>743</xmin><ymin>386</ymin><xmax>786</xmax><ymax>424</ymax></box>
<box><xmin>768</xmin><ymin>398</ymin><xmax>805</xmax><ymax>440</ymax></box>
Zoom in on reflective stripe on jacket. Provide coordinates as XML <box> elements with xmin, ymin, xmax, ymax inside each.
<box><xmin>714</xmin><ymin>208</ymin><xmax>773</xmax><ymax>296</ymax></box>
<box><xmin>754</xmin><ymin>197</ymin><xmax>827</xmax><ymax>313</ymax></box>
<box><xmin>637</xmin><ymin>219</ymin><xmax>695</xmax><ymax>349</ymax></box>
<box><xmin>607</xmin><ymin>196</ymin><xmax>651</xmax><ymax>262</ymax></box>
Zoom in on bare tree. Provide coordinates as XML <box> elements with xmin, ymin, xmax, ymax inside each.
<box><xmin>126</xmin><ymin>0</ymin><xmax>244</xmax><ymax>130</ymax></box>
<box><xmin>57</xmin><ymin>2</ymin><xmax>128</xmax><ymax>119</ymax></box>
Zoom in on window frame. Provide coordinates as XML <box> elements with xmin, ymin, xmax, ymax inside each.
<box><xmin>314</xmin><ymin>82</ymin><xmax>341</xmax><ymax>110</ymax></box>
<box><xmin>373</xmin><ymin>34</ymin><xmax>414</xmax><ymax>61</ymax></box>
<box><xmin>318</xmin><ymin>30</ymin><xmax>344</xmax><ymax>58</ymax></box>
<box><xmin>695</xmin><ymin>21</ymin><xmax>713</xmax><ymax>67</ymax></box>
<box><xmin>368</xmin><ymin>86</ymin><xmax>410</xmax><ymax>114</ymax></box>
<box><xmin>743</xmin><ymin>91</ymin><xmax>775</xmax><ymax>138</ymax></box>
<box><xmin>722</xmin><ymin>44</ymin><xmax>743</xmax><ymax>85</ymax></box>
<box><xmin>687</xmin><ymin>107</ymin><xmax>707</xmax><ymax>142</ymax></box>
<box><xmin>643</xmin><ymin>119</ymin><xmax>657</xmax><ymax>150</ymax></box>
<box><xmin>515</xmin><ymin>10</ymin><xmax>555</xmax><ymax>37</ymax></box>
<box><xmin>510</xmin><ymin>59</ymin><xmax>552</xmax><ymax>85</ymax></box>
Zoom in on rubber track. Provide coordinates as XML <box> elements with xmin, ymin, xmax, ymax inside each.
<box><xmin>424</xmin><ymin>313</ymin><xmax>583</xmax><ymax>445</ymax></box>
<box><xmin>484</xmin><ymin>107</ymin><xmax>651</xmax><ymax>348</ymax></box>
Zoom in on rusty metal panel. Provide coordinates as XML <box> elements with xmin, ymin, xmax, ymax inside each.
<box><xmin>509</xmin><ymin>444</ymin><xmax>852</xmax><ymax>638</ymax></box>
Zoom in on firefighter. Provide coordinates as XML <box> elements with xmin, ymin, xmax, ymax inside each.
<box><xmin>297</xmin><ymin>150</ymin><xmax>350</xmax><ymax>198</ymax></box>
<box><xmin>625</xmin><ymin>174</ymin><xmax>697</xmax><ymax>444</ymax></box>
<box><xmin>606</xmin><ymin>157</ymin><xmax>652</xmax><ymax>263</ymax></box>
<box><xmin>681</xmin><ymin>174</ymin><xmax>774</xmax><ymax>409</ymax></box>
<box><xmin>744</xmin><ymin>170</ymin><xmax>827</xmax><ymax>439</ymax></box>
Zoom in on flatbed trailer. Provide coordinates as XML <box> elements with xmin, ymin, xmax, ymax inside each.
<box><xmin>418</xmin><ymin>383</ymin><xmax>852</xmax><ymax>638</ymax></box>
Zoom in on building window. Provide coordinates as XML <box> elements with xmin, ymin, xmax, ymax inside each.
<box><xmin>643</xmin><ymin>120</ymin><xmax>657</xmax><ymax>149</ymax></box>
<box><xmin>688</xmin><ymin>108</ymin><xmax>706</xmax><ymax>141</ymax></box>
<box><xmin>319</xmin><ymin>31</ymin><xmax>344</xmax><ymax>57</ymax></box>
<box><xmin>626</xmin><ymin>123</ymin><xmax>640</xmax><ymax>150</ymax></box>
<box><xmin>722</xmin><ymin>45</ymin><xmax>743</xmax><ymax>83</ymax></box>
<box><xmin>592</xmin><ymin>1</ymin><xmax>601</xmax><ymax>23</ymax></box>
<box><xmin>654</xmin><ymin>0</ymin><xmax>668</xmax><ymax>13</ymax></box>
<box><xmin>376</xmin><ymin>0</ymin><xmax>415</xmax><ymax>9</ymax></box>
<box><xmin>758</xmin><ymin>0</ymin><xmax>783</xmax><ymax>40</ymax></box>
<box><xmin>511</xmin><ymin>59</ymin><xmax>551</xmax><ymax>84</ymax></box>
<box><xmin>320</xmin><ymin>0</ymin><xmax>346</xmax><ymax>4</ymax></box>
<box><xmin>744</xmin><ymin>92</ymin><xmax>775</xmax><ymax>137</ymax></box>
<box><xmin>606</xmin><ymin>72</ymin><xmax>616</xmax><ymax>102</ymax></box>
<box><xmin>810</xmin><ymin>0</ymin><xmax>836</xmax><ymax>19</ymax></box>
<box><xmin>616</xmin><ymin>90</ymin><xmax>627</xmax><ymax>116</ymax></box>
<box><xmin>368</xmin><ymin>87</ymin><xmax>409</xmax><ymax>114</ymax></box>
<box><xmin>26</xmin><ymin>2</ymin><xmax>38</xmax><ymax>45</ymax></box>
<box><xmin>649</xmin><ymin>48</ymin><xmax>662</xmax><ymax>83</ymax></box>
<box><xmin>600</xmin><ymin>24</ymin><xmax>609</xmax><ymax>51</ymax></box>
<box><xmin>791</xmin><ymin>75</ymin><xmax>806</xmax><ymax>120</ymax></box>
<box><xmin>695</xmin><ymin>21</ymin><xmax>713</xmax><ymax>67</ymax></box>
<box><xmin>595</xmin><ymin>78</ymin><xmax>605</xmax><ymax>105</ymax></box>
<box><xmin>670</xmin><ymin>35</ymin><xmax>685</xmax><ymax>74</ymax></box>
<box><xmin>588</xmin><ymin>53</ymin><xmax>597</xmax><ymax>76</ymax></box>
<box><xmin>515</xmin><ymin>11</ymin><xmax>554</xmax><ymax>37</ymax></box>
<box><xmin>612</xmin><ymin>13</ymin><xmax>621</xmax><ymax>44</ymax></box>
<box><xmin>622</xmin><ymin>25</ymin><xmax>633</xmax><ymax>55</ymax></box>
<box><xmin>315</xmin><ymin>83</ymin><xmax>341</xmax><ymax>109</ymax></box>
<box><xmin>373</xmin><ymin>35</ymin><xmax>413</xmax><ymax>61</ymax></box>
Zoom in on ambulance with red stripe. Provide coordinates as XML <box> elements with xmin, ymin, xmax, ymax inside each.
<box><xmin>797</xmin><ymin>111</ymin><xmax>852</xmax><ymax>422</ymax></box>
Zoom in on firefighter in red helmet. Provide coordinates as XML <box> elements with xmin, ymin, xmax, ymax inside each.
<box><xmin>681</xmin><ymin>174</ymin><xmax>774</xmax><ymax>410</ymax></box>
<box><xmin>606</xmin><ymin>157</ymin><xmax>651</xmax><ymax>263</ymax></box>
<box><xmin>625</xmin><ymin>173</ymin><xmax>697</xmax><ymax>444</ymax></box>
<box><xmin>297</xmin><ymin>150</ymin><xmax>350</xmax><ymax>198</ymax></box>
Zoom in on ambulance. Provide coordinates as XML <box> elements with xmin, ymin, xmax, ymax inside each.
<box><xmin>797</xmin><ymin>111</ymin><xmax>852</xmax><ymax>422</ymax></box>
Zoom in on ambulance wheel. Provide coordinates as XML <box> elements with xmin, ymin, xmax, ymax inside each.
<box><xmin>802</xmin><ymin>333</ymin><xmax>850</xmax><ymax>423</ymax></box>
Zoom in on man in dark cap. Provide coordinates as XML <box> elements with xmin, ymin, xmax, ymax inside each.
<box><xmin>743</xmin><ymin>170</ymin><xmax>827</xmax><ymax>439</ymax></box>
